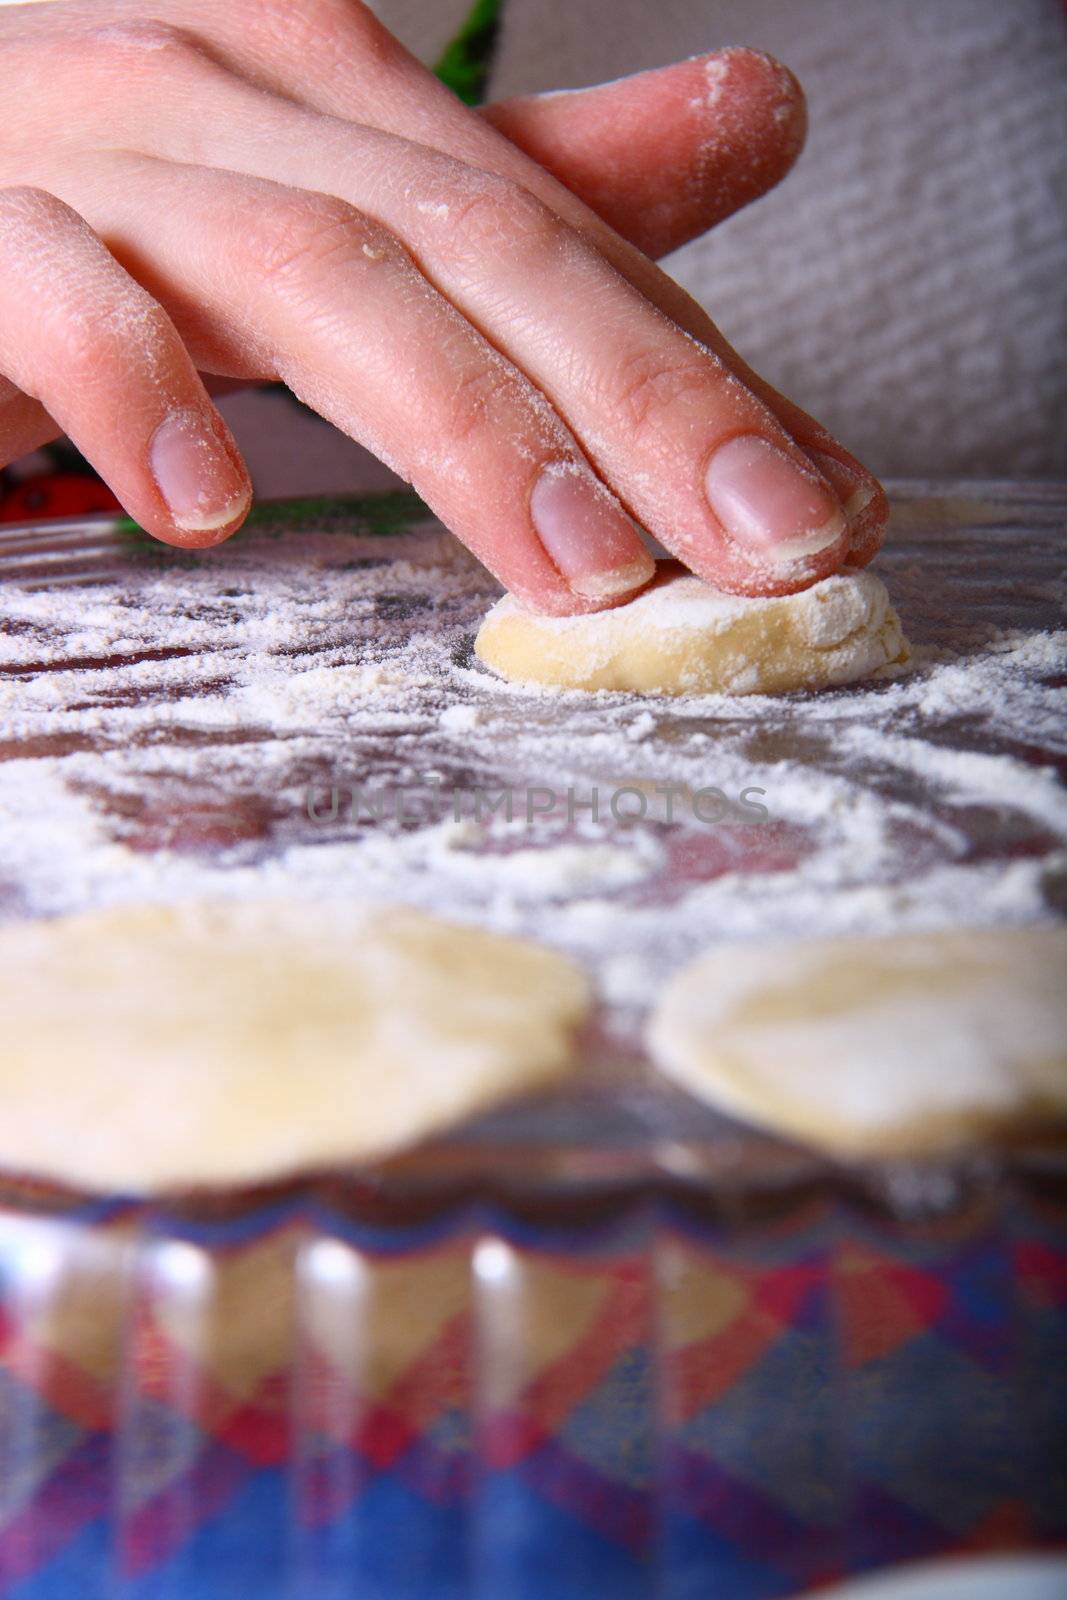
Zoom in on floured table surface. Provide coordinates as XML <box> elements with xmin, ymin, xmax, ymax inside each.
<box><xmin>1</xmin><ymin>481</ymin><xmax>1065</xmax><ymax>1168</ymax></box>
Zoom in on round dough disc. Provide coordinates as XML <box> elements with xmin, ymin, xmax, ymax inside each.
<box><xmin>646</xmin><ymin>927</ymin><xmax>1067</xmax><ymax>1156</ymax></box>
<box><xmin>0</xmin><ymin>901</ymin><xmax>590</xmax><ymax>1193</ymax></box>
<box><xmin>475</xmin><ymin>561</ymin><xmax>909</xmax><ymax>696</ymax></box>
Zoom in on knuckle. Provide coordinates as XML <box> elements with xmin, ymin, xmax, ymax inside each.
<box><xmin>0</xmin><ymin>184</ymin><xmax>72</xmax><ymax>226</ymax></box>
<box><xmin>0</xmin><ymin>187</ymin><xmax>97</xmax><ymax>273</ymax></box>
<box><xmin>607</xmin><ymin>349</ymin><xmax>715</xmax><ymax>433</ymax></box>
<box><xmin>48</xmin><ymin>311</ymin><xmax>118</xmax><ymax>382</ymax></box>
<box><xmin>436</xmin><ymin>170</ymin><xmax>565</xmax><ymax>264</ymax></box>
<box><xmin>243</xmin><ymin>194</ymin><xmax>386</xmax><ymax>287</ymax></box>
<box><xmin>443</xmin><ymin>361</ymin><xmax>521</xmax><ymax>450</ymax></box>
<box><xmin>44</xmin><ymin>284</ymin><xmax>172</xmax><ymax>383</ymax></box>
<box><xmin>334</xmin><ymin>0</ymin><xmax>401</xmax><ymax>48</ymax></box>
<box><xmin>251</xmin><ymin>0</ymin><xmax>405</xmax><ymax>72</ymax></box>
<box><xmin>82</xmin><ymin>19</ymin><xmax>211</xmax><ymax>77</ymax></box>
<box><xmin>0</xmin><ymin>189</ymin><xmax>177</xmax><ymax>385</ymax></box>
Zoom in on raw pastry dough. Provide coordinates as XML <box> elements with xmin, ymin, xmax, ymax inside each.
<box><xmin>475</xmin><ymin>561</ymin><xmax>909</xmax><ymax>696</ymax></box>
<box><xmin>647</xmin><ymin>927</ymin><xmax>1067</xmax><ymax>1156</ymax></box>
<box><xmin>0</xmin><ymin>900</ymin><xmax>590</xmax><ymax>1193</ymax></box>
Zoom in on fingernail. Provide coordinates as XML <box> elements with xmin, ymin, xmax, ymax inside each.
<box><xmin>808</xmin><ymin>449</ymin><xmax>877</xmax><ymax>521</ymax></box>
<box><xmin>531</xmin><ymin>463</ymin><xmax>656</xmax><ymax>599</ymax></box>
<box><xmin>149</xmin><ymin>408</ymin><xmax>251</xmax><ymax>537</ymax></box>
<box><xmin>705</xmin><ymin>434</ymin><xmax>845</xmax><ymax>564</ymax></box>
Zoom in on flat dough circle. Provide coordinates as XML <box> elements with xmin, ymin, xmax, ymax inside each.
<box><xmin>475</xmin><ymin>562</ymin><xmax>909</xmax><ymax>696</ymax></box>
<box><xmin>647</xmin><ymin>927</ymin><xmax>1067</xmax><ymax>1156</ymax></box>
<box><xmin>0</xmin><ymin>901</ymin><xmax>589</xmax><ymax>1193</ymax></box>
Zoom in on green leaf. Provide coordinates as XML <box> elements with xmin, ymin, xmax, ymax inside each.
<box><xmin>433</xmin><ymin>0</ymin><xmax>506</xmax><ymax>106</ymax></box>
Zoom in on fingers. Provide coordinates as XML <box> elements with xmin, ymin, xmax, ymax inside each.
<box><xmin>474</xmin><ymin>59</ymin><xmax>884</xmax><ymax>561</ymax></box>
<box><xmin>387</xmin><ymin>175</ymin><xmax>849</xmax><ymax>593</ymax></box>
<box><xmin>0</xmin><ymin>187</ymin><xmax>250</xmax><ymax>546</ymax></box>
<box><xmin>676</xmin><ymin>326</ymin><xmax>891</xmax><ymax>570</ymax></box>
<box><xmin>480</xmin><ymin>49</ymin><xmax>808</xmax><ymax>259</ymax></box>
<box><xmin>18</xmin><ymin>4</ymin><xmax>885</xmax><ymax>582</ymax></box>
<box><xmin>0</xmin><ymin>379</ymin><xmax>61</xmax><ymax>468</ymax></box>
<box><xmin>122</xmin><ymin>1</ymin><xmax>886</xmax><ymax>567</ymax></box>
<box><xmin>118</xmin><ymin>82</ymin><xmax>849</xmax><ymax>594</ymax></box>
<box><xmin>161</xmin><ymin>0</ymin><xmax>808</xmax><ymax>253</ymax></box>
<box><xmin>797</xmin><ymin>450</ymin><xmax>887</xmax><ymax>569</ymax></box>
<box><xmin>63</xmin><ymin>153</ymin><xmax>653</xmax><ymax>613</ymax></box>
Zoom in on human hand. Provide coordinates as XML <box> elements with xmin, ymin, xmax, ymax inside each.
<box><xmin>0</xmin><ymin>1</ymin><xmax>886</xmax><ymax>611</ymax></box>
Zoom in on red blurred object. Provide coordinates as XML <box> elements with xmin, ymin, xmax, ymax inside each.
<box><xmin>0</xmin><ymin>471</ymin><xmax>121</xmax><ymax>522</ymax></box>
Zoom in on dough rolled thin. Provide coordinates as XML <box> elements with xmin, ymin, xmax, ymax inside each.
<box><xmin>0</xmin><ymin>900</ymin><xmax>590</xmax><ymax>1193</ymax></box>
<box><xmin>647</xmin><ymin>927</ymin><xmax>1067</xmax><ymax>1156</ymax></box>
<box><xmin>475</xmin><ymin>561</ymin><xmax>909</xmax><ymax>696</ymax></box>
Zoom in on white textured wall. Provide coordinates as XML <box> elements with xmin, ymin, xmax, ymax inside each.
<box><xmin>490</xmin><ymin>0</ymin><xmax>1067</xmax><ymax>479</ymax></box>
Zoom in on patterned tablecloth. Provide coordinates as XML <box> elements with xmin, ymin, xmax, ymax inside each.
<box><xmin>0</xmin><ymin>482</ymin><xmax>1065</xmax><ymax>1595</ymax></box>
<box><xmin>0</xmin><ymin>1166</ymin><xmax>1064</xmax><ymax>1599</ymax></box>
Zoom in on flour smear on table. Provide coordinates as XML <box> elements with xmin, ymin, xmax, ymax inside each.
<box><xmin>0</xmin><ymin>500</ymin><xmax>1064</xmax><ymax>1038</ymax></box>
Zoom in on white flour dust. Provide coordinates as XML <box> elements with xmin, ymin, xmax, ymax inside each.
<box><xmin>0</xmin><ymin>495</ymin><xmax>1064</xmax><ymax>1033</ymax></box>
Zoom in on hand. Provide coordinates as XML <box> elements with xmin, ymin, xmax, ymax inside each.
<box><xmin>0</xmin><ymin>1</ymin><xmax>886</xmax><ymax>611</ymax></box>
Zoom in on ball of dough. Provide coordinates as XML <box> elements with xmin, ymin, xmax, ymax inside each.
<box><xmin>475</xmin><ymin>561</ymin><xmax>909</xmax><ymax>696</ymax></box>
<box><xmin>646</xmin><ymin>927</ymin><xmax>1067</xmax><ymax>1156</ymax></box>
<box><xmin>0</xmin><ymin>900</ymin><xmax>590</xmax><ymax>1193</ymax></box>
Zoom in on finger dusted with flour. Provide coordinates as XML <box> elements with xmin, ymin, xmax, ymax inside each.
<box><xmin>0</xmin><ymin>186</ymin><xmax>250</xmax><ymax>545</ymax></box>
<box><xmin>482</xmin><ymin>48</ymin><xmax>808</xmax><ymax>260</ymax></box>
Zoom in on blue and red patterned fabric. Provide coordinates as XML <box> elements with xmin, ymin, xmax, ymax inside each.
<box><xmin>1</xmin><ymin>1178</ymin><xmax>1064</xmax><ymax>1598</ymax></box>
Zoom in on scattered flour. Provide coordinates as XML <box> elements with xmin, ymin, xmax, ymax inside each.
<box><xmin>0</xmin><ymin>495</ymin><xmax>1064</xmax><ymax>1054</ymax></box>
